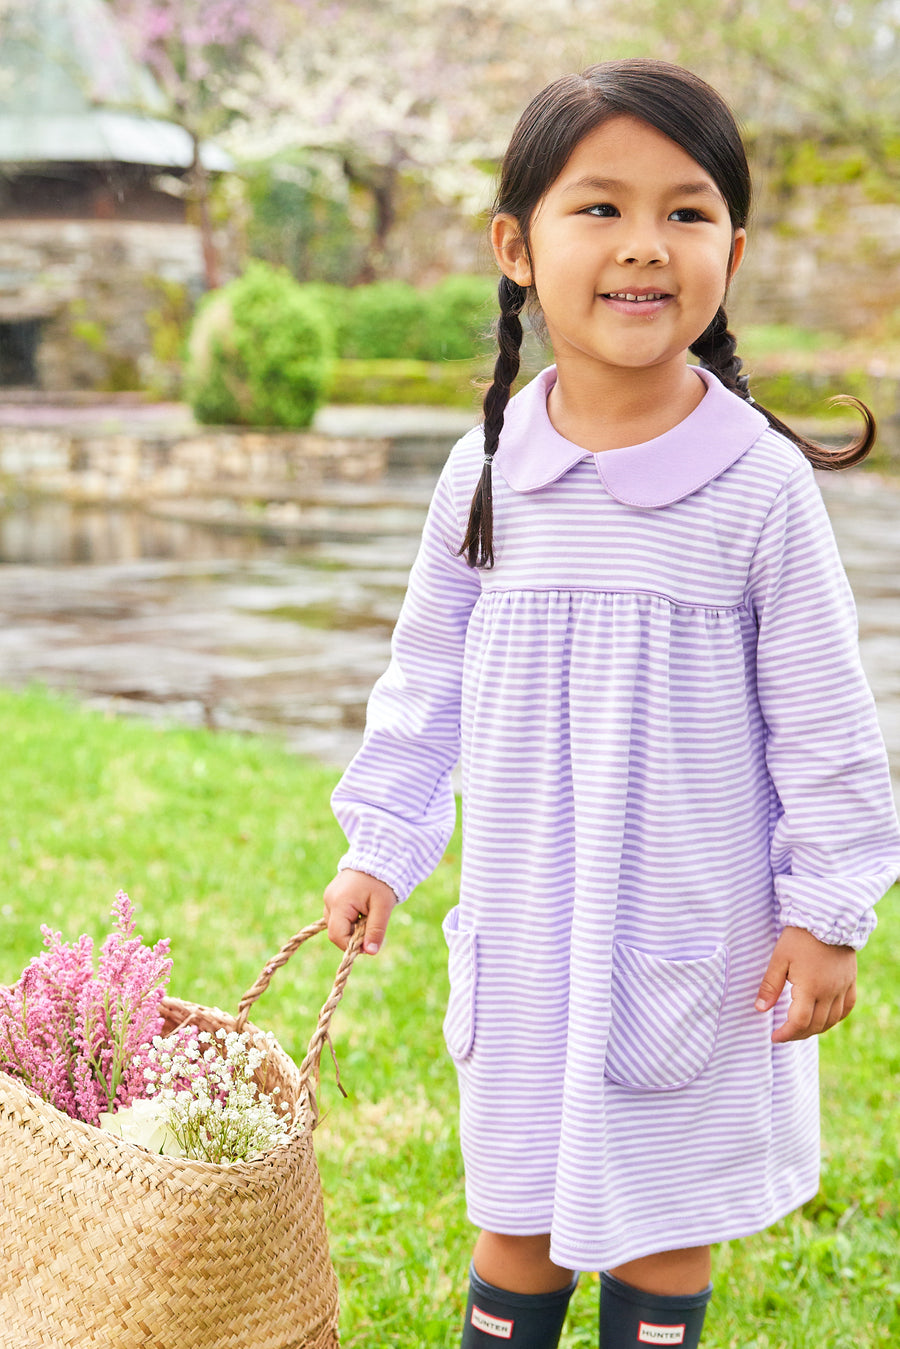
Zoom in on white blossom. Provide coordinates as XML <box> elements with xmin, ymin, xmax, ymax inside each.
<box><xmin>132</xmin><ymin>1024</ymin><xmax>292</xmax><ymax>1163</ymax></box>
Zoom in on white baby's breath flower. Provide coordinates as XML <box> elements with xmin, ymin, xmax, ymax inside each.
<box><xmin>140</xmin><ymin>1025</ymin><xmax>290</xmax><ymax>1163</ymax></box>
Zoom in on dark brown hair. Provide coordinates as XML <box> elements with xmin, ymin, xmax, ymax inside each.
<box><xmin>460</xmin><ymin>59</ymin><xmax>875</xmax><ymax>568</ymax></box>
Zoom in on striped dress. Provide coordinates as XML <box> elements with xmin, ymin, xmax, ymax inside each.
<box><xmin>332</xmin><ymin>365</ymin><xmax>900</xmax><ymax>1271</ymax></box>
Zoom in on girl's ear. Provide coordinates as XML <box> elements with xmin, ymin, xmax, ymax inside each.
<box><xmin>492</xmin><ymin>213</ymin><xmax>533</xmax><ymax>287</ymax></box>
<box><xmin>728</xmin><ymin>227</ymin><xmax>747</xmax><ymax>283</ymax></box>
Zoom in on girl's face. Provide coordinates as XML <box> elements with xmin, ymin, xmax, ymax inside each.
<box><xmin>492</xmin><ymin>114</ymin><xmax>746</xmax><ymax>387</ymax></box>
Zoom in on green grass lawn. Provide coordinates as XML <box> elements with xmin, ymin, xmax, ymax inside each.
<box><xmin>0</xmin><ymin>687</ymin><xmax>896</xmax><ymax>1347</ymax></box>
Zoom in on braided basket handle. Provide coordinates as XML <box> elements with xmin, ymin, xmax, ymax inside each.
<box><xmin>235</xmin><ymin>915</ymin><xmax>367</xmax><ymax>1126</ymax></box>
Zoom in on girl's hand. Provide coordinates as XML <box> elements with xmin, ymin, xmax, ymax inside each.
<box><xmin>755</xmin><ymin>926</ymin><xmax>857</xmax><ymax>1044</ymax></box>
<box><xmin>324</xmin><ymin>869</ymin><xmax>398</xmax><ymax>955</ymax></box>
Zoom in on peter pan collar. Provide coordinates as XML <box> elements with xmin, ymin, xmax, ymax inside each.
<box><xmin>492</xmin><ymin>365</ymin><xmax>768</xmax><ymax>507</ymax></box>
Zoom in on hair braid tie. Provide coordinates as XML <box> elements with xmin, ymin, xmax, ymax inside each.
<box><xmin>702</xmin><ymin>360</ymin><xmax>752</xmax><ymax>401</ymax></box>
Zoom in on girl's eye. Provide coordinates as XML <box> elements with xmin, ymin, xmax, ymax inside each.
<box><xmin>669</xmin><ymin>207</ymin><xmax>707</xmax><ymax>223</ymax></box>
<box><xmin>583</xmin><ymin>203</ymin><xmax>619</xmax><ymax>218</ymax></box>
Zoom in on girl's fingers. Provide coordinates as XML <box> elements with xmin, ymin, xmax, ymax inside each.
<box><xmin>806</xmin><ymin>997</ymin><xmax>836</xmax><ymax>1038</ymax></box>
<box><xmin>772</xmin><ymin>992</ymin><xmax>850</xmax><ymax>1043</ymax></box>
<box><xmin>771</xmin><ymin>990</ymin><xmax>812</xmax><ymax>1043</ymax></box>
<box><xmin>826</xmin><ymin>987</ymin><xmax>856</xmax><ymax>1031</ymax></box>
<box><xmin>323</xmin><ymin>877</ymin><xmax>363</xmax><ymax>950</ymax></box>
<box><xmin>324</xmin><ymin>902</ymin><xmax>354</xmax><ymax>951</ymax></box>
<box><xmin>759</xmin><ymin>929</ymin><xmax>858</xmax><ymax>1041</ymax></box>
<box><xmin>828</xmin><ymin>994</ymin><xmax>849</xmax><ymax>1031</ymax></box>
<box><xmin>362</xmin><ymin>890</ymin><xmax>397</xmax><ymax>955</ymax></box>
<box><xmin>323</xmin><ymin>870</ymin><xmax>397</xmax><ymax>953</ymax></box>
<box><xmin>755</xmin><ymin>952</ymin><xmax>789</xmax><ymax>1012</ymax></box>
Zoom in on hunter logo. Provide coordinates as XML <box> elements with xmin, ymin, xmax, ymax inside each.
<box><xmin>470</xmin><ymin>1305</ymin><xmax>514</xmax><ymax>1339</ymax></box>
<box><xmin>637</xmin><ymin>1322</ymin><xmax>686</xmax><ymax>1345</ymax></box>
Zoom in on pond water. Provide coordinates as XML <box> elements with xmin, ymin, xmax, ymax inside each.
<box><xmin>0</xmin><ymin>476</ymin><xmax>433</xmax><ymax>766</ymax></box>
<box><xmin>0</xmin><ymin>468</ymin><xmax>897</xmax><ymax>797</ymax></box>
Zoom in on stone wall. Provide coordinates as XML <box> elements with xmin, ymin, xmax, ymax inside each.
<box><xmin>730</xmin><ymin>184</ymin><xmax>900</xmax><ymax>336</ymax></box>
<box><xmin>0</xmin><ymin>219</ymin><xmax>204</xmax><ymax>392</ymax></box>
<box><xmin>0</xmin><ymin>423</ymin><xmax>389</xmax><ymax>502</ymax></box>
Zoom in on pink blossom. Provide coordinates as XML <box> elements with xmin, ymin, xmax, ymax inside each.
<box><xmin>114</xmin><ymin>0</ymin><xmax>280</xmax><ymax>110</ymax></box>
<box><xmin>0</xmin><ymin>892</ymin><xmax>172</xmax><ymax>1125</ymax></box>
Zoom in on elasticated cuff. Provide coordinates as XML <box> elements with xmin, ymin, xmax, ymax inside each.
<box><xmin>777</xmin><ymin>907</ymin><xmax>876</xmax><ymax>951</ymax></box>
<box><xmin>337</xmin><ymin>852</ymin><xmax>410</xmax><ymax>903</ymax></box>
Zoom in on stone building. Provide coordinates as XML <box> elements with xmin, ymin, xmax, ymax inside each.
<box><xmin>0</xmin><ymin>0</ymin><xmax>228</xmax><ymax>392</ymax></box>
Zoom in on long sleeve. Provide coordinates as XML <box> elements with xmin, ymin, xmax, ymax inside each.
<box><xmin>746</xmin><ymin>459</ymin><xmax>900</xmax><ymax>948</ymax></box>
<box><xmin>331</xmin><ymin>455</ymin><xmax>482</xmax><ymax>901</ymax></box>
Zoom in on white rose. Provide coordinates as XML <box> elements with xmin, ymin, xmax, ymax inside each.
<box><xmin>99</xmin><ymin>1099</ymin><xmax>184</xmax><ymax>1157</ymax></box>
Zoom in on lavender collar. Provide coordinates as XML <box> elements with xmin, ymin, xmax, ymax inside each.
<box><xmin>492</xmin><ymin>366</ymin><xmax>768</xmax><ymax>507</ymax></box>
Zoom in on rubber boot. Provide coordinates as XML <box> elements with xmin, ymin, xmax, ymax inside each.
<box><xmin>461</xmin><ymin>1262</ymin><xmax>578</xmax><ymax>1346</ymax></box>
<box><xmin>599</xmin><ymin>1271</ymin><xmax>712</xmax><ymax>1347</ymax></box>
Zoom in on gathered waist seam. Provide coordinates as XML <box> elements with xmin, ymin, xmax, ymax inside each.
<box><xmin>478</xmin><ymin>586</ymin><xmax>747</xmax><ymax>614</ymax></box>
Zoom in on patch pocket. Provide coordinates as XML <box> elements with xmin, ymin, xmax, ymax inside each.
<box><xmin>442</xmin><ymin>905</ymin><xmax>478</xmax><ymax>1062</ymax></box>
<box><xmin>604</xmin><ymin>941</ymin><xmax>728</xmax><ymax>1092</ymax></box>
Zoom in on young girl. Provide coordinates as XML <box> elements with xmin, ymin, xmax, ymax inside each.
<box><xmin>323</xmin><ymin>60</ymin><xmax>900</xmax><ymax>1348</ymax></box>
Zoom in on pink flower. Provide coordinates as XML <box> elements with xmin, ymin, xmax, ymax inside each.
<box><xmin>0</xmin><ymin>892</ymin><xmax>172</xmax><ymax>1125</ymax></box>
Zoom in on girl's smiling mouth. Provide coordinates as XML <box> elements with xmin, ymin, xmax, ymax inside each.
<box><xmin>601</xmin><ymin>289</ymin><xmax>673</xmax><ymax>315</ymax></box>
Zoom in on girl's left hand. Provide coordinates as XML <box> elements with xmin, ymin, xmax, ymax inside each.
<box><xmin>754</xmin><ymin>926</ymin><xmax>857</xmax><ymax>1043</ymax></box>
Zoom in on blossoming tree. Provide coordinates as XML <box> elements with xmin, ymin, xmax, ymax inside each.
<box><xmin>220</xmin><ymin>0</ymin><xmax>604</xmax><ymax>279</ymax></box>
<box><xmin>110</xmin><ymin>0</ymin><xmax>283</xmax><ymax>286</ymax></box>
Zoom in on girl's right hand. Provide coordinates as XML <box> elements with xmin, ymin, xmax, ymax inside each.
<box><xmin>323</xmin><ymin>869</ymin><xmax>398</xmax><ymax>955</ymax></box>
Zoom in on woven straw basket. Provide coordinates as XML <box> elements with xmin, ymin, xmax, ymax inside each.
<box><xmin>0</xmin><ymin>916</ymin><xmax>364</xmax><ymax>1349</ymax></box>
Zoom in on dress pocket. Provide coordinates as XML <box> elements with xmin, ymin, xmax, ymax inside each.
<box><xmin>604</xmin><ymin>940</ymin><xmax>728</xmax><ymax>1092</ymax></box>
<box><xmin>442</xmin><ymin>905</ymin><xmax>478</xmax><ymax>1062</ymax></box>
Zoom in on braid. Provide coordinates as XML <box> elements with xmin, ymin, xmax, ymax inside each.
<box><xmin>689</xmin><ymin>306</ymin><xmax>750</xmax><ymax>398</ymax></box>
<box><xmin>458</xmin><ymin>275</ymin><xmax>526</xmax><ymax>568</ymax></box>
<box><xmin>691</xmin><ymin>306</ymin><xmax>876</xmax><ymax>471</ymax></box>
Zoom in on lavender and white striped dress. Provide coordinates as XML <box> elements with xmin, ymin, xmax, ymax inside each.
<box><xmin>332</xmin><ymin>365</ymin><xmax>900</xmax><ymax>1271</ymax></box>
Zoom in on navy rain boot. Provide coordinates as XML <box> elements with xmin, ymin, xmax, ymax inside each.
<box><xmin>599</xmin><ymin>1270</ymin><xmax>712</xmax><ymax>1347</ymax></box>
<box><xmin>461</xmin><ymin>1263</ymin><xmax>578</xmax><ymax>1346</ymax></box>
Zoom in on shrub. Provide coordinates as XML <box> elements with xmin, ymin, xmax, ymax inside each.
<box><xmin>423</xmin><ymin>275</ymin><xmax>496</xmax><ymax>360</ymax></box>
<box><xmin>325</xmin><ymin>275</ymin><xmax>497</xmax><ymax>363</ymax></box>
<box><xmin>295</xmin><ymin>283</ymin><xmax>356</xmax><ymax>356</ymax></box>
<box><xmin>328</xmin><ymin>358</ymin><xmax>488</xmax><ymax>408</ymax></box>
<box><xmin>341</xmin><ymin>281</ymin><xmax>432</xmax><ymax>360</ymax></box>
<box><xmin>185</xmin><ymin>262</ymin><xmax>333</xmax><ymax>428</ymax></box>
<box><xmin>751</xmin><ymin>368</ymin><xmax>874</xmax><ymax>418</ymax></box>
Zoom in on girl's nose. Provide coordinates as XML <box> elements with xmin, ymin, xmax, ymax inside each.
<box><xmin>616</xmin><ymin>231</ymin><xmax>668</xmax><ymax>267</ymax></box>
